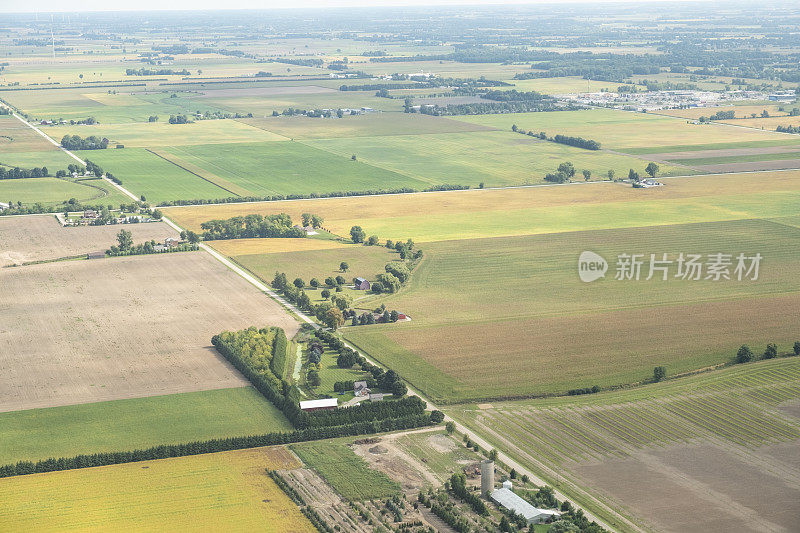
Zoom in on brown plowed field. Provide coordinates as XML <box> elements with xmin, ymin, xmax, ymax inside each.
<box><xmin>0</xmin><ymin>252</ymin><xmax>299</xmax><ymax>412</ymax></box>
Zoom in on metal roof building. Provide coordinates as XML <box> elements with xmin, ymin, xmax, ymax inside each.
<box><xmin>490</xmin><ymin>488</ymin><xmax>561</xmax><ymax>524</ymax></box>
<box><xmin>299</xmin><ymin>398</ymin><xmax>338</xmax><ymax>411</ymax></box>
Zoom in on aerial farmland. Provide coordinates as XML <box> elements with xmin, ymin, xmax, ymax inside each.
<box><xmin>1</xmin><ymin>4</ymin><xmax>799</xmax><ymax>533</ymax></box>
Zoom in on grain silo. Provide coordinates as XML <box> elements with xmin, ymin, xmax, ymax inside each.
<box><xmin>480</xmin><ymin>459</ymin><xmax>495</xmax><ymax>496</ymax></box>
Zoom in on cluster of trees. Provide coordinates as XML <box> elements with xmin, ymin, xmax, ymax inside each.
<box><xmin>200</xmin><ymin>213</ymin><xmax>305</xmax><ymax>240</ymax></box>
<box><xmin>412</xmin><ymin>100</ymin><xmax>567</xmax><ymax>116</ymax></box>
<box><xmin>106</xmin><ymin>230</ymin><xmax>196</xmax><ymax>256</ymax></box>
<box><xmin>125</xmin><ymin>68</ymin><xmax>191</xmax><ymax>76</ymax></box>
<box><xmin>0</xmin><ymin>107</ymin><xmax>10</xmax><ymax>115</ymax></box>
<box><xmin>301</xmin><ymin>212</ymin><xmax>324</xmax><ymax>228</ymax></box>
<box><xmin>776</xmin><ymin>125</ymin><xmax>800</xmax><ymax>134</ymax></box>
<box><xmin>567</xmin><ymin>385</ymin><xmax>601</xmax><ymax>396</ymax></box>
<box><xmin>340</xmin><ymin>76</ymin><xmax>509</xmax><ymax>92</ymax></box>
<box><xmin>0</xmin><ymin>166</ymin><xmax>49</xmax><ymax>179</ymax></box>
<box><xmin>351</xmin><ymin>307</ymin><xmax>402</xmax><ymax>327</ymax></box>
<box><xmin>545</xmin><ymin>161</ymin><xmax>578</xmax><ymax>183</ymax></box>
<box><xmin>552</xmin><ymin>134</ymin><xmax>600</xmax><ymax>150</ymax></box>
<box><xmin>418</xmin><ymin>490</ymin><xmax>472</xmax><ymax>533</ymax></box>
<box><xmin>272</xmin><ymin>273</ymin><xmax>349</xmax><ymax>330</ymax></box>
<box><xmin>481</xmin><ymin>89</ymin><xmax>549</xmax><ymax>103</ymax></box>
<box><xmin>709</xmin><ymin>110</ymin><xmax>736</xmax><ymax>120</ymax></box>
<box><xmin>168</xmin><ymin>115</ymin><xmax>190</xmax><ymax>124</ymax></box>
<box><xmin>736</xmin><ymin>341</ymin><xmax>800</xmax><ymax>364</ymax></box>
<box><xmin>60</xmin><ymin>135</ymin><xmax>109</xmax><ymax>150</ymax></box>
<box><xmin>449</xmin><ymin>473</ymin><xmax>488</xmax><ymax>515</ymax></box>
<box><xmin>0</xmin><ymin>197</ymin><xmax>114</xmax><ymax>217</ymax></box>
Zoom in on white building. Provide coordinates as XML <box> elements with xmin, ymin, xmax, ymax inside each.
<box><xmin>299</xmin><ymin>398</ymin><xmax>338</xmax><ymax>411</ymax></box>
<box><xmin>490</xmin><ymin>488</ymin><xmax>561</xmax><ymax>525</ymax></box>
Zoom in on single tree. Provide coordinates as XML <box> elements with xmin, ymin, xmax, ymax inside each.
<box><xmin>763</xmin><ymin>343</ymin><xmax>778</xmax><ymax>359</ymax></box>
<box><xmin>307</xmin><ymin>370</ymin><xmax>321</xmax><ymax>387</ymax></box>
<box><xmin>794</xmin><ymin>341</ymin><xmax>800</xmax><ymax>356</ymax></box>
<box><xmin>653</xmin><ymin>366</ymin><xmax>666</xmax><ymax>382</ymax></box>
<box><xmin>116</xmin><ymin>229</ymin><xmax>133</xmax><ymax>251</ymax></box>
<box><xmin>645</xmin><ymin>162</ymin><xmax>660</xmax><ymax>178</ymax></box>
<box><xmin>445</xmin><ymin>421</ymin><xmax>456</xmax><ymax>434</ymax></box>
<box><xmin>582</xmin><ymin>169</ymin><xmax>591</xmax><ymax>181</ymax></box>
<box><xmin>350</xmin><ymin>225</ymin><xmax>366</xmax><ymax>243</ymax></box>
<box><xmin>557</xmin><ymin>161</ymin><xmax>576</xmax><ymax>178</ymax></box>
<box><xmin>607</xmin><ymin>169</ymin><xmax>615</xmax><ymax>180</ymax></box>
<box><xmin>488</xmin><ymin>449</ymin><xmax>498</xmax><ymax>461</ymax></box>
<box><xmin>736</xmin><ymin>344</ymin><xmax>754</xmax><ymax>364</ymax></box>
<box><xmin>309</xmin><ymin>278</ymin><xmax>320</xmax><ymax>288</ymax></box>
<box><xmin>321</xmin><ymin>289</ymin><xmax>331</xmax><ymax>300</ymax></box>
<box><xmin>340</xmin><ymin>261</ymin><xmax>349</xmax><ymax>272</ymax></box>
<box><xmin>324</xmin><ymin>307</ymin><xmax>345</xmax><ymax>330</ymax></box>
<box><xmin>293</xmin><ymin>278</ymin><xmax>305</xmax><ymax>289</ymax></box>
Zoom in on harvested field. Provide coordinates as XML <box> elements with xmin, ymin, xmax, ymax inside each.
<box><xmin>0</xmin><ymin>115</ymin><xmax>59</xmax><ymax>152</ymax></box>
<box><xmin>164</xmin><ymin>170</ymin><xmax>800</xmax><ymax>242</ymax></box>
<box><xmin>0</xmin><ymin>446</ymin><xmax>314</xmax><ymax>532</ymax></box>
<box><xmin>239</xmin><ymin>112</ymin><xmax>493</xmax><ymax>139</ymax></box>
<box><xmin>646</xmin><ymin>145</ymin><xmax>800</xmax><ymax>161</ymax></box>
<box><xmin>456</xmin><ymin>358</ymin><xmax>800</xmax><ymax>533</ymax></box>
<box><xmin>0</xmin><ymin>215</ymin><xmax>178</xmax><ymax>266</ymax></box>
<box><xmin>0</xmin><ymin>252</ymin><xmax>299</xmax><ymax>411</ymax></box>
<box><xmin>195</xmin><ymin>85</ymin><xmax>337</xmax><ymax>98</ymax></box>
<box><xmin>691</xmin><ymin>159</ymin><xmax>800</xmax><ymax>173</ymax></box>
<box><xmin>209</xmin><ymin>237</ymin><xmax>350</xmax><ymax>256</ymax></box>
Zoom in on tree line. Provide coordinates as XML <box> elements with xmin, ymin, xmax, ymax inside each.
<box><xmin>0</xmin><ymin>166</ymin><xmax>50</xmax><ymax>179</ymax></box>
<box><xmin>156</xmin><ymin>184</ymin><xmax>470</xmax><ymax>208</ymax></box>
<box><xmin>735</xmin><ymin>341</ymin><xmax>800</xmax><ymax>364</ymax></box>
<box><xmin>125</xmin><ymin>68</ymin><xmax>191</xmax><ymax>76</ymax></box>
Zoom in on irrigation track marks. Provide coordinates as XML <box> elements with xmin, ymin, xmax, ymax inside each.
<box><xmin>8</xmin><ymin>110</ymin><xmax>635</xmax><ymax>532</ymax></box>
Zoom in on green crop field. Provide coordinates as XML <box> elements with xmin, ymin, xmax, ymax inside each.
<box><xmin>291</xmin><ymin>441</ymin><xmax>401</xmax><ymax>500</ymax></box>
<box><xmin>159</xmin><ymin>141</ymin><xmax>427</xmax><ymax>197</ymax></box>
<box><xmin>345</xmin><ymin>217</ymin><xmax>800</xmax><ymax>403</ymax></box>
<box><xmin>0</xmin><ymin>387</ymin><xmax>292</xmax><ymax>465</ymax></box>
<box><xmin>0</xmin><ymin>177</ymin><xmax>128</xmax><ymax>206</ymax></box>
<box><xmin>308</xmin><ymin>130</ymin><xmax>688</xmax><ymax>188</ymax></box>
<box><xmin>0</xmin><ymin>150</ymin><xmax>77</xmax><ymax>170</ymax></box>
<box><xmin>76</xmin><ymin>148</ymin><xmax>234</xmax><ymax>203</ymax></box>
<box><xmin>453</xmin><ymin>108</ymin><xmax>799</xmax><ymax>153</ymax></box>
<box><xmin>0</xmin><ymin>446</ymin><xmax>313</xmax><ymax>532</ymax></box>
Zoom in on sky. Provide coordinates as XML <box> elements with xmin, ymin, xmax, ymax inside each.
<box><xmin>0</xmin><ymin>0</ymin><xmax>688</xmax><ymax>14</ymax></box>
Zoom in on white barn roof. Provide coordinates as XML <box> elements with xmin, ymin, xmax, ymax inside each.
<box><xmin>299</xmin><ymin>398</ymin><xmax>338</xmax><ymax>410</ymax></box>
<box><xmin>490</xmin><ymin>488</ymin><xmax>560</xmax><ymax>523</ymax></box>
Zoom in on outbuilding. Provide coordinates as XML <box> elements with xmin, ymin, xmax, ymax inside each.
<box><xmin>353</xmin><ymin>277</ymin><xmax>371</xmax><ymax>290</ymax></box>
<box><xmin>299</xmin><ymin>398</ymin><xmax>338</xmax><ymax>412</ymax></box>
<box><xmin>490</xmin><ymin>488</ymin><xmax>561</xmax><ymax>525</ymax></box>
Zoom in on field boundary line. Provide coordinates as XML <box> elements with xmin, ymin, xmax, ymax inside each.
<box><xmin>145</xmin><ymin>148</ymin><xmax>249</xmax><ymax>197</ymax></box>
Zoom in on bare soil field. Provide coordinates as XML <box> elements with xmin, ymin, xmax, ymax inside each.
<box><xmin>0</xmin><ymin>252</ymin><xmax>299</xmax><ymax>412</ymax></box>
<box><xmin>0</xmin><ymin>115</ymin><xmax>58</xmax><ymax>152</ymax></box>
<box><xmin>573</xmin><ymin>442</ymin><xmax>800</xmax><ymax>533</ymax></box>
<box><xmin>195</xmin><ymin>85</ymin><xmax>337</xmax><ymax>98</ymax></box>
<box><xmin>0</xmin><ymin>215</ymin><xmax>178</xmax><ymax>266</ymax></box>
<box><xmin>693</xmin><ymin>158</ymin><xmax>800</xmax><ymax>173</ymax></box>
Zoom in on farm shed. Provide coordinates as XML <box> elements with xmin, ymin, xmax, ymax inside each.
<box><xmin>86</xmin><ymin>251</ymin><xmax>106</xmax><ymax>260</ymax></box>
<box><xmin>353</xmin><ymin>277</ymin><xmax>371</xmax><ymax>290</ymax></box>
<box><xmin>299</xmin><ymin>398</ymin><xmax>338</xmax><ymax>412</ymax></box>
<box><xmin>490</xmin><ymin>488</ymin><xmax>561</xmax><ymax>525</ymax></box>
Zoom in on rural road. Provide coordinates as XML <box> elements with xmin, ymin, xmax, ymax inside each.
<box><xmin>11</xmin><ymin>110</ymin><xmax>634</xmax><ymax>532</ymax></box>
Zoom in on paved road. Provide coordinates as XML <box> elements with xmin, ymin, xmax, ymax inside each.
<box><xmin>10</xmin><ymin>110</ymin><xmax>634</xmax><ymax>532</ymax></box>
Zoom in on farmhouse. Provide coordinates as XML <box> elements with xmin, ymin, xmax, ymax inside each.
<box><xmin>354</xmin><ymin>381</ymin><xmax>370</xmax><ymax>397</ymax></box>
<box><xmin>83</xmin><ymin>209</ymin><xmax>99</xmax><ymax>219</ymax></box>
<box><xmin>490</xmin><ymin>487</ymin><xmax>561</xmax><ymax>525</ymax></box>
<box><xmin>353</xmin><ymin>277</ymin><xmax>371</xmax><ymax>290</ymax></box>
<box><xmin>299</xmin><ymin>398</ymin><xmax>338</xmax><ymax>412</ymax></box>
<box><xmin>165</xmin><ymin>237</ymin><xmax>180</xmax><ymax>248</ymax></box>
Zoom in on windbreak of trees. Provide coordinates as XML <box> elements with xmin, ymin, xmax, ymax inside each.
<box><xmin>61</xmin><ymin>135</ymin><xmax>108</xmax><ymax>150</ymax></box>
<box><xmin>552</xmin><ymin>134</ymin><xmax>600</xmax><ymax>150</ymax></box>
<box><xmin>156</xmin><ymin>184</ymin><xmax>468</xmax><ymax>208</ymax></box>
<box><xmin>0</xmin><ymin>166</ymin><xmax>49</xmax><ymax>179</ymax></box>
<box><xmin>200</xmin><ymin>213</ymin><xmax>305</xmax><ymax>240</ymax></box>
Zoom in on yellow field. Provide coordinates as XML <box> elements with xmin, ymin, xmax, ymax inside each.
<box><xmin>0</xmin><ymin>447</ymin><xmax>313</xmax><ymax>533</ymax></box>
<box><xmin>165</xmin><ymin>170</ymin><xmax>800</xmax><ymax>242</ymax></box>
<box><xmin>209</xmin><ymin>236</ymin><xmax>351</xmax><ymax>255</ymax></box>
